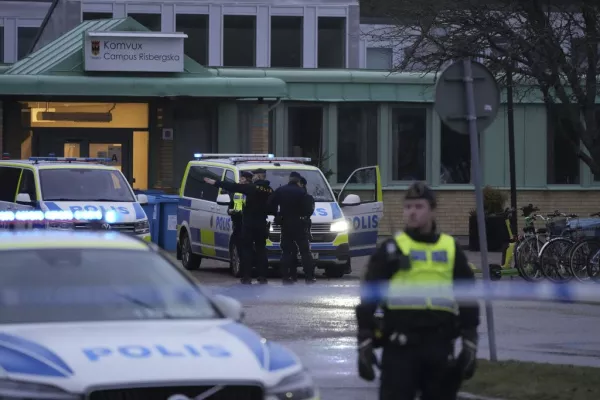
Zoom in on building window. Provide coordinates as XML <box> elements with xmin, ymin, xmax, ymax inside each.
<box><xmin>176</xmin><ymin>14</ymin><xmax>208</xmax><ymax>65</ymax></box>
<box><xmin>237</xmin><ymin>104</ymin><xmax>253</xmax><ymax>153</ymax></box>
<box><xmin>318</xmin><ymin>17</ymin><xmax>345</xmax><ymax>68</ymax></box>
<box><xmin>82</xmin><ymin>12</ymin><xmax>112</xmax><ymax>21</ymax></box>
<box><xmin>128</xmin><ymin>13</ymin><xmax>161</xmax><ymax>31</ymax></box>
<box><xmin>0</xmin><ymin>26</ymin><xmax>4</xmax><ymax>62</ymax></box>
<box><xmin>18</xmin><ymin>27</ymin><xmax>39</xmax><ymax>60</ymax></box>
<box><xmin>547</xmin><ymin>105</ymin><xmax>580</xmax><ymax>184</ymax></box>
<box><xmin>440</xmin><ymin>122</ymin><xmax>472</xmax><ymax>184</ymax></box>
<box><xmin>337</xmin><ymin>105</ymin><xmax>378</xmax><ymax>183</ymax></box>
<box><xmin>392</xmin><ymin>108</ymin><xmax>426</xmax><ymax>181</ymax></box>
<box><xmin>288</xmin><ymin>106</ymin><xmax>323</xmax><ymax>159</ymax></box>
<box><xmin>223</xmin><ymin>15</ymin><xmax>256</xmax><ymax>67</ymax></box>
<box><xmin>271</xmin><ymin>16</ymin><xmax>302</xmax><ymax>68</ymax></box>
<box><xmin>366</xmin><ymin>48</ymin><xmax>392</xmax><ymax>70</ymax></box>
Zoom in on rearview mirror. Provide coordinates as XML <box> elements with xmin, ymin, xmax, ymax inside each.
<box><xmin>341</xmin><ymin>194</ymin><xmax>361</xmax><ymax>206</ymax></box>
<box><xmin>216</xmin><ymin>194</ymin><xmax>231</xmax><ymax>206</ymax></box>
<box><xmin>16</xmin><ymin>193</ymin><xmax>33</xmax><ymax>205</ymax></box>
<box><xmin>213</xmin><ymin>294</ymin><xmax>244</xmax><ymax>322</ymax></box>
<box><xmin>137</xmin><ymin>194</ymin><xmax>149</xmax><ymax>205</ymax></box>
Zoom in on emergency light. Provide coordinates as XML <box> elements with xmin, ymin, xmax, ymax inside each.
<box><xmin>193</xmin><ymin>153</ymin><xmax>274</xmax><ymax>160</ymax></box>
<box><xmin>229</xmin><ymin>156</ymin><xmax>311</xmax><ymax>164</ymax></box>
<box><xmin>29</xmin><ymin>157</ymin><xmax>112</xmax><ymax>163</ymax></box>
<box><xmin>0</xmin><ymin>210</ymin><xmax>114</xmax><ymax>222</ymax></box>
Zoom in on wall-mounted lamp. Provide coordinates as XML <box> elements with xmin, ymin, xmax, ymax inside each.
<box><xmin>37</xmin><ymin>112</ymin><xmax>113</xmax><ymax>122</ymax></box>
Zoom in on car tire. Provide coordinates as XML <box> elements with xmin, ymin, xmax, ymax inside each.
<box><xmin>230</xmin><ymin>242</ymin><xmax>242</xmax><ymax>278</ymax></box>
<box><xmin>343</xmin><ymin>259</ymin><xmax>352</xmax><ymax>275</ymax></box>
<box><xmin>324</xmin><ymin>265</ymin><xmax>345</xmax><ymax>278</ymax></box>
<box><xmin>181</xmin><ymin>231</ymin><xmax>201</xmax><ymax>270</ymax></box>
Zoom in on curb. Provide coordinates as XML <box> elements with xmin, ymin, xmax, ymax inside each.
<box><xmin>459</xmin><ymin>392</ymin><xmax>505</xmax><ymax>400</ymax></box>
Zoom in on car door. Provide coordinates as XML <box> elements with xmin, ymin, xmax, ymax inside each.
<box><xmin>338</xmin><ymin>166</ymin><xmax>384</xmax><ymax>257</ymax></box>
<box><xmin>212</xmin><ymin>169</ymin><xmax>237</xmax><ymax>259</ymax></box>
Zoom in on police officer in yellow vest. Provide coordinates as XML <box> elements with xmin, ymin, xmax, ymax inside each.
<box><xmin>228</xmin><ymin>171</ymin><xmax>253</xmax><ymax>271</ymax></box>
<box><xmin>355</xmin><ymin>182</ymin><xmax>480</xmax><ymax>400</ymax></box>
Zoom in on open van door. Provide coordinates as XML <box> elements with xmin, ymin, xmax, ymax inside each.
<box><xmin>338</xmin><ymin>166</ymin><xmax>383</xmax><ymax>257</ymax></box>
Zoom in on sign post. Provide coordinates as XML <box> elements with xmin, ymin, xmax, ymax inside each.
<box><xmin>434</xmin><ymin>60</ymin><xmax>500</xmax><ymax>361</ymax></box>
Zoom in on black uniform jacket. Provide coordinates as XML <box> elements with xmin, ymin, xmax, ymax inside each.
<box><xmin>355</xmin><ymin>226</ymin><xmax>480</xmax><ymax>338</ymax></box>
<box><xmin>268</xmin><ymin>182</ymin><xmax>312</xmax><ymax>219</ymax></box>
<box><xmin>215</xmin><ymin>179</ymin><xmax>273</xmax><ymax>225</ymax></box>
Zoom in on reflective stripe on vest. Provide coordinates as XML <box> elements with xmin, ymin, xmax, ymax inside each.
<box><xmin>233</xmin><ymin>193</ymin><xmax>245</xmax><ymax>212</ymax></box>
<box><xmin>387</xmin><ymin>232</ymin><xmax>457</xmax><ymax>314</ymax></box>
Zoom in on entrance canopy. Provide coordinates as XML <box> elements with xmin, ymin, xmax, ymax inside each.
<box><xmin>0</xmin><ymin>18</ymin><xmax>287</xmax><ymax>99</ymax></box>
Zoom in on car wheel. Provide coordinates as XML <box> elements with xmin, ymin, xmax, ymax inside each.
<box><xmin>181</xmin><ymin>231</ymin><xmax>201</xmax><ymax>270</ymax></box>
<box><xmin>324</xmin><ymin>265</ymin><xmax>345</xmax><ymax>278</ymax></box>
<box><xmin>230</xmin><ymin>243</ymin><xmax>242</xmax><ymax>277</ymax></box>
<box><xmin>343</xmin><ymin>259</ymin><xmax>352</xmax><ymax>275</ymax></box>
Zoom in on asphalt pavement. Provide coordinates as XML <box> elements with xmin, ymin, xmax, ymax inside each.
<box><xmin>184</xmin><ymin>252</ymin><xmax>600</xmax><ymax>400</ymax></box>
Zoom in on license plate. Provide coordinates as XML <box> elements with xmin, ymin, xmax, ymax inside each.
<box><xmin>297</xmin><ymin>253</ymin><xmax>319</xmax><ymax>260</ymax></box>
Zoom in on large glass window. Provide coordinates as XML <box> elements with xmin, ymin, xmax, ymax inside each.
<box><xmin>18</xmin><ymin>27</ymin><xmax>39</xmax><ymax>60</ymax></box>
<box><xmin>271</xmin><ymin>16</ymin><xmax>302</xmax><ymax>67</ymax></box>
<box><xmin>223</xmin><ymin>16</ymin><xmax>256</xmax><ymax>67</ymax></box>
<box><xmin>240</xmin><ymin>168</ymin><xmax>334</xmax><ymax>202</ymax></box>
<box><xmin>318</xmin><ymin>17</ymin><xmax>345</xmax><ymax>68</ymax></box>
<box><xmin>391</xmin><ymin>108</ymin><xmax>426</xmax><ymax>181</ymax></box>
<box><xmin>547</xmin><ymin>105</ymin><xmax>580</xmax><ymax>184</ymax></box>
<box><xmin>39</xmin><ymin>169</ymin><xmax>135</xmax><ymax>202</ymax></box>
<box><xmin>183</xmin><ymin>166</ymin><xmax>223</xmax><ymax>201</ymax></box>
<box><xmin>82</xmin><ymin>12</ymin><xmax>113</xmax><ymax>21</ymax></box>
<box><xmin>366</xmin><ymin>48</ymin><xmax>392</xmax><ymax>70</ymax></box>
<box><xmin>128</xmin><ymin>13</ymin><xmax>161</xmax><ymax>31</ymax></box>
<box><xmin>0</xmin><ymin>26</ymin><xmax>4</xmax><ymax>62</ymax></box>
<box><xmin>440</xmin><ymin>122</ymin><xmax>472</xmax><ymax>184</ymax></box>
<box><xmin>337</xmin><ymin>105</ymin><xmax>378</xmax><ymax>183</ymax></box>
<box><xmin>176</xmin><ymin>14</ymin><xmax>208</xmax><ymax>65</ymax></box>
<box><xmin>287</xmin><ymin>106</ymin><xmax>323</xmax><ymax>159</ymax></box>
<box><xmin>0</xmin><ymin>167</ymin><xmax>21</xmax><ymax>202</ymax></box>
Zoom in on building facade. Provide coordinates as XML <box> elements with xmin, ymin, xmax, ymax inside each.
<box><xmin>0</xmin><ymin>0</ymin><xmax>598</xmax><ymax>237</ymax></box>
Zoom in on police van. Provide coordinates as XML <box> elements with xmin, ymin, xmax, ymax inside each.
<box><xmin>0</xmin><ymin>156</ymin><xmax>151</xmax><ymax>240</ymax></box>
<box><xmin>176</xmin><ymin>154</ymin><xmax>383</xmax><ymax>278</ymax></box>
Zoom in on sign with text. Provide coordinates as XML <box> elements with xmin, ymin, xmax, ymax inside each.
<box><xmin>83</xmin><ymin>31</ymin><xmax>187</xmax><ymax>73</ymax></box>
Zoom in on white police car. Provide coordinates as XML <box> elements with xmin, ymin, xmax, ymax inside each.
<box><xmin>0</xmin><ymin>230</ymin><xmax>317</xmax><ymax>399</ymax></box>
<box><xmin>0</xmin><ymin>157</ymin><xmax>150</xmax><ymax>240</ymax></box>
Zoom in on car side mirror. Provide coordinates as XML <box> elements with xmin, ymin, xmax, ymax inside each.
<box><xmin>16</xmin><ymin>193</ymin><xmax>33</xmax><ymax>205</ymax></box>
<box><xmin>216</xmin><ymin>194</ymin><xmax>231</xmax><ymax>206</ymax></box>
<box><xmin>341</xmin><ymin>194</ymin><xmax>361</xmax><ymax>206</ymax></box>
<box><xmin>213</xmin><ymin>294</ymin><xmax>244</xmax><ymax>322</ymax></box>
<box><xmin>137</xmin><ymin>194</ymin><xmax>149</xmax><ymax>205</ymax></box>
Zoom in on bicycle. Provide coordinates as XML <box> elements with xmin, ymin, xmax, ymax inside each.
<box><xmin>568</xmin><ymin>212</ymin><xmax>600</xmax><ymax>282</ymax></box>
<box><xmin>538</xmin><ymin>211</ymin><xmax>580</xmax><ymax>283</ymax></box>
<box><xmin>514</xmin><ymin>205</ymin><xmax>549</xmax><ymax>282</ymax></box>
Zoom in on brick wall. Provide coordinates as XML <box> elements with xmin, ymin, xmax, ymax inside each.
<box><xmin>251</xmin><ymin>104</ymin><xmax>269</xmax><ymax>153</ymax></box>
<box><xmin>374</xmin><ymin>190</ymin><xmax>600</xmax><ymax>236</ymax></box>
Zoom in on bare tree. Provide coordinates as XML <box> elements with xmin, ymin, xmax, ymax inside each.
<box><xmin>362</xmin><ymin>0</ymin><xmax>600</xmax><ymax>175</ymax></box>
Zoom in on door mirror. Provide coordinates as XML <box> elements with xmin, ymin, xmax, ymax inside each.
<box><xmin>213</xmin><ymin>294</ymin><xmax>244</xmax><ymax>322</ymax></box>
<box><xmin>137</xmin><ymin>194</ymin><xmax>149</xmax><ymax>205</ymax></box>
<box><xmin>216</xmin><ymin>194</ymin><xmax>231</xmax><ymax>206</ymax></box>
<box><xmin>16</xmin><ymin>193</ymin><xmax>33</xmax><ymax>205</ymax></box>
<box><xmin>341</xmin><ymin>194</ymin><xmax>361</xmax><ymax>206</ymax></box>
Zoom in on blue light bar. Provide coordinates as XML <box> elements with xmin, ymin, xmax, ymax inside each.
<box><xmin>192</xmin><ymin>153</ymin><xmax>274</xmax><ymax>160</ymax></box>
<box><xmin>29</xmin><ymin>157</ymin><xmax>112</xmax><ymax>162</ymax></box>
<box><xmin>0</xmin><ymin>210</ymin><xmax>104</xmax><ymax>222</ymax></box>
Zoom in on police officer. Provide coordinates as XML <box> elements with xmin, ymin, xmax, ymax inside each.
<box><xmin>355</xmin><ymin>182</ymin><xmax>480</xmax><ymax>400</ymax></box>
<box><xmin>228</xmin><ymin>171</ymin><xmax>253</xmax><ymax>274</ymax></box>
<box><xmin>268</xmin><ymin>172</ymin><xmax>316</xmax><ymax>285</ymax></box>
<box><xmin>204</xmin><ymin>169</ymin><xmax>273</xmax><ymax>284</ymax></box>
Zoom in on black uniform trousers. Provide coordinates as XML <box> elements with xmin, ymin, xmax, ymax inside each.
<box><xmin>240</xmin><ymin>220</ymin><xmax>268</xmax><ymax>279</ymax></box>
<box><xmin>280</xmin><ymin>218</ymin><xmax>314</xmax><ymax>279</ymax></box>
<box><xmin>231</xmin><ymin>215</ymin><xmax>245</xmax><ymax>264</ymax></box>
<box><xmin>380</xmin><ymin>339</ymin><xmax>457</xmax><ymax>400</ymax></box>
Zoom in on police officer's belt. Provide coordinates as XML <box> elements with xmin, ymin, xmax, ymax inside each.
<box><xmin>388</xmin><ymin>328</ymin><xmax>457</xmax><ymax>346</ymax></box>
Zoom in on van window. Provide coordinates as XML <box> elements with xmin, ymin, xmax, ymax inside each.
<box><xmin>0</xmin><ymin>167</ymin><xmax>22</xmax><ymax>202</ymax></box>
<box><xmin>18</xmin><ymin>169</ymin><xmax>37</xmax><ymax>202</ymax></box>
<box><xmin>220</xmin><ymin>170</ymin><xmax>236</xmax><ymax>195</ymax></box>
<box><xmin>241</xmin><ymin>168</ymin><xmax>335</xmax><ymax>202</ymax></box>
<box><xmin>39</xmin><ymin>169</ymin><xmax>135</xmax><ymax>202</ymax></box>
<box><xmin>184</xmin><ymin>166</ymin><xmax>223</xmax><ymax>202</ymax></box>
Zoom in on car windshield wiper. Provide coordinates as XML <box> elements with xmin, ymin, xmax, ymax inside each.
<box><xmin>93</xmin><ymin>198</ymin><xmax>133</xmax><ymax>202</ymax></box>
<box><xmin>111</xmin><ymin>290</ymin><xmax>176</xmax><ymax>319</ymax></box>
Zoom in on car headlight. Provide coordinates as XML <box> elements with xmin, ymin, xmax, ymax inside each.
<box><xmin>47</xmin><ymin>221</ymin><xmax>74</xmax><ymax>230</ymax></box>
<box><xmin>135</xmin><ymin>219</ymin><xmax>150</xmax><ymax>234</ymax></box>
<box><xmin>330</xmin><ymin>220</ymin><xmax>348</xmax><ymax>232</ymax></box>
<box><xmin>265</xmin><ymin>370</ymin><xmax>317</xmax><ymax>400</ymax></box>
<box><xmin>270</xmin><ymin>224</ymin><xmax>274</xmax><ymax>232</ymax></box>
<box><xmin>0</xmin><ymin>379</ymin><xmax>79</xmax><ymax>399</ymax></box>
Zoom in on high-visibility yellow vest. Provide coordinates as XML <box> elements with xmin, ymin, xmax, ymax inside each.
<box><xmin>232</xmin><ymin>193</ymin><xmax>245</xmax><ymax>212</ymax></box>
<box><xmin>387</xmin><ymin>232</ymin><xmax>458</xmax><ymax>314</ymax></box>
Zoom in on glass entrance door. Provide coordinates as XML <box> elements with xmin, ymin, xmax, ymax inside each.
<box><xmin>89</xmin><ymin>143</ymin><xmax>123</xmax><ymax>172</ymax></box>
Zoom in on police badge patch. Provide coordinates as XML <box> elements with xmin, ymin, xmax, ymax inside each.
<box><xmin>91</xmin><ymin>40</ymin><xmax>100</xmax><ymax>56</ymax></box>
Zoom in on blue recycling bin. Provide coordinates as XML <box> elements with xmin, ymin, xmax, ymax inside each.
<box><xmin>157</xmin><ymin>195</ymin><xmax>180</xmax><ymax>251</ymax></box>
<box><xmin>134</xmin><ymin>189</ymin><xmax>166</xmax><ymax>196</ymax></box>
<box><xmin>140</xmin><ymin>195</ymin><xmax>160</xmax><ymax>244</ymax></box>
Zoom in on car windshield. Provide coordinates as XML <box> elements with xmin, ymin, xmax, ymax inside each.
<box><xmin>0</xmin><ymin>249</ymin><xmax>219</xmax><ymax>324</ymax></box>
<box><xmin>40</xmin><ymin>168</ymin><xmax>136</xmax><ymax>202</ymax></box>
<box><xmin>242</xmin><ymin>168</ymin><xmax>334</xmax><ymax>202</ymax></box>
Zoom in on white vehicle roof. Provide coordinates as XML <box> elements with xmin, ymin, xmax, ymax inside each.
<box><xmin>0</xmin><ymin>230</ymin><xmax>150</xmax><ymax>251</ymax></box>
<box><xmin>189</xmin><ymin>154</ymin><xmax>319</xmax><ymax>171</ymax></box>
<box><xmin>0</xmin><ymin>158</ymin><xmax>118</xmax><ymax>170</ymax></box>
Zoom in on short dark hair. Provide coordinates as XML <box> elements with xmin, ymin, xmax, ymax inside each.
<box><xmin>405</xmin><ymin>181</ymin><xmax>437</xmax><ymax>209</ymax></box>
<box><xmin>299</xmin><ymin>177</ymin><xmax>307</xmax><ymax>185</ymax></box>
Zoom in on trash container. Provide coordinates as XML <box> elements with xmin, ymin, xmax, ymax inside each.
<box><xmin>140</xmin><ymin>195</ymin><xmax>160</xmax><ymax>244</ymax></box>
<box><xmin>157</xmin><ymin>195</ymin><xmax>180</xmax><ymax>251</ymax></box>
<box><xmin>134</xmin><ymin>189</ymin><xmax>166</xmax><ymax>196</ymax></box>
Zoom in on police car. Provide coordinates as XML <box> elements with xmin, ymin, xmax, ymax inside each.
<box><xmin>0</xmin><ymin>156</ymin><xmax>150</xmax><ymax>240</ymax></box>
<box><xmin>176</xmin><ymin>154</ymin><xmax>383</xmax><ymax>278</ymax></box>
<box><xmin>0</xmin><ymin>228</ymin><xmax>318</xmax><ymax>400</ymax></box>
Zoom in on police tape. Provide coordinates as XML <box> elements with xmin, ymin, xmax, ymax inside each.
<box><xmin>0</xmin><ymin>210</ymin><xmax>107</xmax><ymax>221</ymax></box>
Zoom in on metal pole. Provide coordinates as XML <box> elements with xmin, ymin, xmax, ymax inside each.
<box><xmin>506</xmin><ymin>62</ymin><xmax>518</xmax><ymax>234</ymax></box>
<box><xmin>462</xmin><ymin>59</ymin><xmax>498</xmax><ymax>361</ymax></box>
